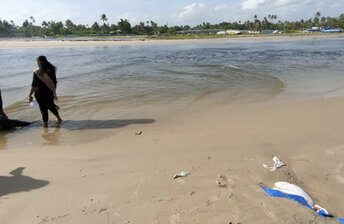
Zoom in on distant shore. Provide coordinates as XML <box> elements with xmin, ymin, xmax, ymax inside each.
<box><xmin>0</xmin><ymin>32</ymin><xmax>343</xmax><ymax>48</ymax></box>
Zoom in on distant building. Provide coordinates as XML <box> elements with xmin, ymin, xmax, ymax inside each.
<box><xmin>216</xmin><ymin>31</ymin><xmax>226</xmax><ymax>35</ymax></box>
<box><xmin>216</xmin><ymin>30</ymin><xmax>242</xmax><ymax>35</ymax></box>
<box><xmin>247</xmin><ymin>30</ymin><xmax>260</xmax><ymax>34</ymax></box>
<box><xmin>226</xmin><ymin>30</ymin><xmax>242</xmax><ymax>35</ymax></box>
<box><xmin>308</xmin><ymin>27</ymin><xmax>321</xmax><ymax>32</ymax></box>
<box><xmin>177</xmin><ymin>29</ymin><xmax>223</xmax><ymax>35</ymax></box>
<box><xmin>263</xmin><ymin>30</ymin><xmax>280</xmax><ymax>34</ymax></box>
<box><xmin>321</xmin><ymin>28</ymin><xmax>343</xmax><ymax>33</ymax></box>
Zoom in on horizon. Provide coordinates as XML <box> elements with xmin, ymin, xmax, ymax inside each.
<box><xmin>1</xmin><ymin>0</ymin><xmax>344</xmax><ymax>27</ymax></box>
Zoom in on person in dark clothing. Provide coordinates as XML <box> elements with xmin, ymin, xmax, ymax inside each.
<box><xmin>28</xmin><ymin>56</ymin><xmax>62</xmax><ymax>128</ymax></box>
<box><xmin>0</xmin><ymin>90</ymin><xmax>31</xmax><ymax>131</ymax></box>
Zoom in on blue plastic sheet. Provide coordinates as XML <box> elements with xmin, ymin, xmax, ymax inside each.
<box><xmin>261</xmin><ymin>185</ymin><xmax>312</xmax><ymax>209</ymax></box>
<box><xmin>260</xmin><ymin>184</ymin><xmax>344</xmax><ymax>223</ymax></box>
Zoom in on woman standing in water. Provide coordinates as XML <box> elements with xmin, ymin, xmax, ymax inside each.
<box><xmin>28</xmin><ymin>56</ymin><xmax>62</xmax><ymax>128</ymax></box>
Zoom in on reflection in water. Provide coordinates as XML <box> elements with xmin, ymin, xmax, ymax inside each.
<box><xmin>61</xmin><ymin>119</ymin><xmax>155</xmax><ymax>130</ymax></box>
<box><xmin>41</xmin><ymin>128</ymin><xmax>60</xmax><ymax>145</ymax></box>
<box><xmin>0</xmin><ymin>134</ymin><xmax>7</xmax><ymax>149</ymax></box>
<box><xmin>1</xmin><ymin>118</ymin><xmax>155</xmax><ymax>149</ymax></box>
<box><xmin>0</xmin><ymin>167</ymin><xmax>49</xmax><ymax>197</ymax></box>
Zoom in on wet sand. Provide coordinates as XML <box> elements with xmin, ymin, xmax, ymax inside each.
<box><xmin>1</xmin><ymin>94</ymin><xmax>344</xmax><ymax>223</ymax></box>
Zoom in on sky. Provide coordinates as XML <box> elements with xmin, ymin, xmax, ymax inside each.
<box><xmin>0</xmin><ymin>0</ymin><xmax>343</xmax><ymax>26</ymax></box>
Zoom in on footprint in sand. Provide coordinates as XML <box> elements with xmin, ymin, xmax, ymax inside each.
<box><xmin>216</xmin><ymin>175</ymin><xmax>228</xmax><ymax>188</ymax></box>
<box><xmin>216</xmin><ymin>175</ymin><xmax>238</xmax><ymax>189</ymax></box>
<box><xmin>129</xmin><ymin>189</ymin><xmax>139</xmax><ymax>202</ymax></box>
<box><xmin>336</xmin><ymin>162</ymin><xmax>344</xmax><ymax>184</ymax></box>
<box><xmin>169</xmin><ymin>213</ymin><xmax>181</xmax><ymax>224</ymax></box>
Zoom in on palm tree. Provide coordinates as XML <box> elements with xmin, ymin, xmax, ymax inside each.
<box><xmin>320</xmin><ymin>17</ymin><xmax>326</xmax><ymax>27</ymax></box>
<box><xmin>315</xmin><ymin>11</ymin><xmax>321</xmax><ymax>18</ymax></box>
<box><xmin>263</xmin><ymin>16</ymin><xmax>268</xmax><ymax>30</ymax></box>
<box><xmin>9</xmin><ymin>20</ymin><xmax>16</xmax><ymax>32</ymax></box>
<box><xmin>314</xmin><ymin>11</ymin><xmax>321</xmax><ymax>27</ymax></box>
<box><xmin>41</xmin><ymin>21</ymin><xmax>48</xmax><ymax>27</ymax></box>
<box><xmin>254</xmin><ymin>14</ymin><xmax>259</xmax><ymax>31</ymax></box>
<box><xmin>22</xmin><ymin>20</ymin><xmax>31</xmax><ymax>36</ymax></box>
<box><xmin>273</xmin><ymin>15</ymin><xmax>277</xmax><ymax>22</ymax></box>
<box><xmin>100</xmin><ymin>14</ymin><xmax>108</xmax><ymax>26</ymax></box>
<box><xmin>91</xmin><ymin>22</ymin><xmax>100</xmax><ymax>32</ymax></box>
<box><xmin>271</xmin><ymin>15</ymin><xmax>277</xmax><ymax>29</ymax></box>
<box><xmin>29</xmin><ymin>16</ymin><xmax>35</xmax><ymax>24</ymax></box>
<box><xmin>138</xmin><ymin>21</ymin><xmax>146</xmax><ymax>34</ymax></box>
<box><xmin>118</xmin><ymin>19</ymin><xmax>132</xmax><ymax>34</ymax></box>
<box><xmin>65</xmin><ymin>19</ymin><xmax>75</xmax><ymax>29</ymax></box>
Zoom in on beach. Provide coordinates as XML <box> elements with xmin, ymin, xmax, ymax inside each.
<box><xmin>1</xmin><ymin>36</ymin><xmax>344</xmax><ymax>223</ymax></box>
<box><xmin>0</xmin><ymin>33</ymin><xmax>344</xmax><ymax>49</ymax></box>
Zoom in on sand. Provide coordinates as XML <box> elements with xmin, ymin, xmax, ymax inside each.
<box><xmin>0</xmin><ymin>33</ymin><xmax>344</xmax><ymax>49</ymax></box>
<box><xmin>1</xmin><ymin>94</ymin><xmax>344</xmax><ymax>224</ymax></box>
<box><xmin>1</xmin><ymin>36</ymin><xmax>344</xmax><ymax>223</ymax></box>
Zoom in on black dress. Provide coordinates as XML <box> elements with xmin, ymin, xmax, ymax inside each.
<box><xmin>31</xmin><ymin>70</ymin><xmax>59</xmax><ymax>122</ymax></box>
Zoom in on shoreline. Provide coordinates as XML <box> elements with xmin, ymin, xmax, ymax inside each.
<box><xmin>0</xmin><ymin>33</ymin><xmax>343</xmax><ymax>49</ymax></box>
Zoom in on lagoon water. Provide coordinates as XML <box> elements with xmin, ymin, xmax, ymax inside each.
<box><xmin>1</xmin><ymin>38</ymin><xmax>344</xmax><ymax>148</ymax></box>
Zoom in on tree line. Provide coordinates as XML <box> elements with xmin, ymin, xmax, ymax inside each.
<box><xmin>1</xmin><ymin>12</ymin><xmax>344</xmax><ymax>37</ymax></box>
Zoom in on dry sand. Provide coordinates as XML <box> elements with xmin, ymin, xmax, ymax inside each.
<box><xmin>0</xmin><ymin>33</ymin><xmax>344</xmax><ymax>49</ymax></box>
<box><xmin>1</xmin><ymin>95</ymin><xmax>344</xmax><ymax>224</ymax></box>
<box><xmin>1</xmin><ymin>36</ymin><xmax>344</xmax><ymax>223</ymax></box>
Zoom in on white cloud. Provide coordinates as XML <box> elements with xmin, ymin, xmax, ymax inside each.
<box><xmin>115</xmin><ymin>12</ymin><xmax>138</xmax><ymax>24</ymax></box>
<box><xmin>214</xmin><ymin>4</ymin><xmax>229</xmax><ymax>13</ymax></box>
<box><xmin>35</xmin><ymin>8</ymin><xmax>83</xmax><ymax>24</ymax></box>
<box><xmin>178</xmin><ymin>3</ymin><xmax>206</xmax><ymax>19</ymax></box>
<box><xmin>239</xmin><ymin>0</ymin><xmax>339</xmax><ymax>22</ymax></box>
<box><xmin>275</xmin><ymin>0</ymin><xmax>298</xmax><ymax>7</ymax></box>
<box><xmin>171</xmin><ymin>3</ymin><xmax>243</xmax><ymax>26</ymax></box>
<box><xmin>241</xmin><ymin>0</ymin><xmax>319</xmax><ymax>11</ymax></box>
<box><xmin>242</xmin><ymin>0</ymin><xmax>267</xmax><ymax>10</ymax></box>
<box><xmin>114</xmin><ymin>13</ymin><xmax>163</xmax><ymax>25</ymax></box>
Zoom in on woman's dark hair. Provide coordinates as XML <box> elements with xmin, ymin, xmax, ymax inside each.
<box><xmin>37</xmin><ymin>55</ymin><xmax>56</xmax><ymax>73</ymax></box>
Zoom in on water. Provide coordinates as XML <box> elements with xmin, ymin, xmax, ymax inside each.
<box><xmin>1</xmin><ymin>38</ymin><xmax>344</xmax><ymax>148</ymax></box>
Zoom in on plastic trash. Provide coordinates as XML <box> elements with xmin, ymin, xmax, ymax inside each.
<box><xmin>260</xmin><ymin>181</ymin><xmax>333</xmax><ymax>217</ymax></box>
<box><xmin>263</xmin><ymin>156</ymin><xmax>285</xmax><ymax>171</ymax></box>
<box><xmin>172</xmin><ymin>171</ymin><xmax>189</xmax><ymax>179</ymax></box>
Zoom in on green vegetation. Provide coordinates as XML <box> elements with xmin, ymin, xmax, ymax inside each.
<box><xmin>1</xmin><ymin>12</ymin><xmax>344</xmax><ymax>37</ymax></box>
